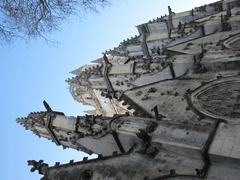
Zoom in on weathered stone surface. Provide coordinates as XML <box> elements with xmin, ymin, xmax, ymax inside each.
<box><xmin>17</xmin><ymin>0</ymin><xmax>240</xmax><ymax>179</ymax></box>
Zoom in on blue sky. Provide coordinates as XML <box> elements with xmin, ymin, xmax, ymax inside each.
<box><xmin>0</xmin><ymin>0</ymin><xmax>216</xmax><ymax>179</ymax></box>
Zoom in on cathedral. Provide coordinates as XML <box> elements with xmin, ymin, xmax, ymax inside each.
<box><xmin>17</xmin><ymin>0</ymin><xmax>240</xmax><ymax>179</ymax></box>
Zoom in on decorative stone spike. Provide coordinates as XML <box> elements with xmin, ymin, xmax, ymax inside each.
<box><xmin>27</xmin><ymin>160</ymin><xmax>48</xmax><ymax>175</ymax></box>
<box><xmin>127</xmin><ymin>106</ymin><xmax>133</xmax><ymax>110</ymax></box>
<box><xmin>97</xmin><ymin>154</ymin><xmax>103</xmax><ymax>159</ymax></box>
<box><xmin>83</xmin><ymin>157</ymin><xmax>88</xmax><ymax>161</ymax></box>
<box><xmin>69</xmin><ymin>160</ymin><xmax>74</xmax><ymax>164</ymax></box>
<box><xmin>54</xmin><ymin>162</ymin><xmax>60</xmax><ymax>167</ymax></box>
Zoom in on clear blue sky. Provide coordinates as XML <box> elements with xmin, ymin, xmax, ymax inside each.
<box><xmin>0</xmin><ymin>0</ymin><xmax>216</xmax><ymax>179</ymax></box>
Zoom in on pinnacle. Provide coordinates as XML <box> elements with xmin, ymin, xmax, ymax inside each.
<box><xmin>16</xmin><ymin>110</ymin><xmax>47</xmax><ymax>132</ymax></box>
<box><xmin>16</xmin><ymin>117</ymin><xmax>30</xmax><ymax>130</ymax></box>
<box><xmin>16</xmin><ymin>117</ymin><xmax>26</xmax><ymax>125</ymax></box>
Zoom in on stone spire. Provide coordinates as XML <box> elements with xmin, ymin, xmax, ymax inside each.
<box><xmin>17</xmin><ymin>101</ymin><xmax>158</xmax><ymax>156</ymax></box>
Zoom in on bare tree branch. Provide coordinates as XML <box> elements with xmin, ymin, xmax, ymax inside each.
<box><xmin>0</xmin><ymin>0</ymin><xmax>111</xmax><ymax>43</ymax></box>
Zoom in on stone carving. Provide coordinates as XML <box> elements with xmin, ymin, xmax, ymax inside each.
<box><xmin>28</xmin><ymin>160</ymin><xmax>48</xmax><ymax>175</ymax></box>
<box><xmin>191</xmin><ymin>76</ymin><xmax>240</xmax><ymax>123</ymax></box>
<box><xmin>76</xmin><ymin>115</ymin><xmax>109</xmax><ymax>138</ymax></box>
<box><xmin>17</xmin><ymin>1</ymin><xmax>240</xmax><ymax>179</ymax></box>
<box><xmin>223</xmin><ymin>33</ymin><xmax>240</xmax><ymax>50</ymax></box>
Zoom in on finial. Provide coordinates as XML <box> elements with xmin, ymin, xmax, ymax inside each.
<box><xmin>83</xmin><ymin>157</ymin><xmax>88</xmax><ymax>161</ymax></box>
<box><xmin>54</xmin><ymin>162</ymin><xmax>60</xmax><ymax>167</ymax></box>
<box><xmin>69</xmin><ymin>160</ymin><xmax>74</xmax><ymax>164</ymax></box>
<box><xmin>168</xmin><ymin>5</ymin><xmax>172</xmax><ymax>14</ymax></box>
<box><xmin>27</xmin><ymin>160</ymin><xmax>49</xmax><ymax>175</ymax></box>
<box><xmin>97</xmin><ymin>154</ymin><xmax>103</xmax><ymax>159</ymax></box>
<box><xmin>43</xmin><ymin>100</ymin><xmax>52</xmax><ymax>112</ymax></box>
<box><xmin>16</xmin><ymin>117</ymin><xmax>25</xmax><ymax>124</ymax></box>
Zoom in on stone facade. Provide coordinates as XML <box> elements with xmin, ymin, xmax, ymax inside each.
<box><xmin>17</xmin><ymin>0</ymin><xmax>240</xmax><ymax>179</ymax></box>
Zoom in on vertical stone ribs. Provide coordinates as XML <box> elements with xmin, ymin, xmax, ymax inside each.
<box><xmin>102</xmin><ymin>54</ymin><xmax>115</xmax><ymax>98</ymax></box>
